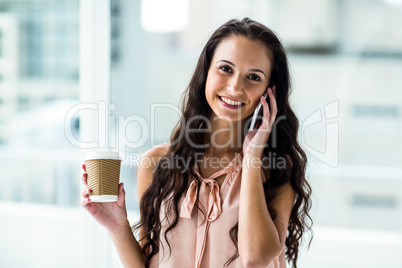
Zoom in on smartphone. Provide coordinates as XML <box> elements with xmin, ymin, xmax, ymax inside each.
<box><xmin>249</xmin><ymin>92</ymin><xmax>269</xmax><ymax>131</ymax></box>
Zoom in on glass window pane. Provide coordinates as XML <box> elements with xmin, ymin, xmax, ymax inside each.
<box><xmin>0</xmin><ymin>1</ymin><xmax>81</xmax><ymax>267</ymax></box>
<box><xmin>0</xmin><ymin>0</ymin><xmax>80</xmax><ymax>206</ymax></box>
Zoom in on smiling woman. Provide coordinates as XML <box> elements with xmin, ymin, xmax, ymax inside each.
<box><xmin>135</xmin><ymin>18</ymin><xmax>311</xmax><ymax>268</ymax></box>
<box><xmin>81</xmin><ymin>17</ymin><xmax>313</xmax><ymax>268</ymax></box>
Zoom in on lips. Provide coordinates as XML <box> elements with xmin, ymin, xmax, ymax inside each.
<box><xmin>218</xmin><ymin>95</ymin><xmax>244</xmax><ymax>109</ymax></box>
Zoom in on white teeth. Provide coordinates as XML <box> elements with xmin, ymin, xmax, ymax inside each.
<box><xmin>221</xmin><ymin>97</ymin><xmax>242</xmax><ymax>106</ymax></box>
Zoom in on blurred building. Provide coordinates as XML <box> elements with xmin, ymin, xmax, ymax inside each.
<box><xmin>0</xmin><ymin>14</ymin><xmax>18</xmax><ymax>142</ymax></box>
<box><xmin>0</xmin><ymin>0</ymin><xmax>79</xmax><ymax>143</ymax></box>
<box><xmin>0</xmin><ymin>0</ymin><xmax>80</xmax><ymax>209</ymax></box>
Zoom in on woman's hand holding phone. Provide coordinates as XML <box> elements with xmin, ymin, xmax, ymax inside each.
<box><xmin>248</xmin><ymin>92</ymin><xmax>269</xmax><ymax>131</ymax></box>
<box><xmin>243</xmin><ymin>85</ymin><xmax>277</xmax><ymax>158</ymax></box>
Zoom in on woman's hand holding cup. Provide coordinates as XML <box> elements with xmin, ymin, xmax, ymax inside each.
<box><xmin>81</xmin><ymin>160</ymin><xmax>129</xmax><ymax>234</ymax></box>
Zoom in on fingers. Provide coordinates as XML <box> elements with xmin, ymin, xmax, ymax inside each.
<box><xmin>267</xmin><ymin>86</ymin><xmax>278</xmax><ymax>117</ymax></box>
<box><xmin>80</xmin><ymin>198</ymin><xmax>91</xmax><ymax>208</ymax></box>
<box><xmin>260</xmin><ymin>86</ymin><xmax>277</xmax><ymax>130</ymax></box>
<box><xmin>80</xmin><ymin>163</ymin><xmax>91</xmax><ymax>205</ymax></box>
<box><xmin>81</xmin><ymin>171</ymin><xmax>88</xmax><ymax>187</ymax></box>
<box><xmin>116</xmin><ymin>182</ymin><xmax>126</xmax><ymax>208</ymax></box>
<box><xmin>80</xmin><ymin>163</ymin><xmax>91</xmax><ymax>208</ymax></box>
<box><xmin>260</xmin><ymin>95</ymin><xmax>271</xmax><ymax>130</ymax></box>
<box><xmin>81</xmin><ymin>187</ymin><xmax>91</xmax><ymax>198</ymax></box>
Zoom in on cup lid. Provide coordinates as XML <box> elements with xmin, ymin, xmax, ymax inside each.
<box><xmin>85</xmin><ymin>151</ymin><xmax>122</xmax><ymax>160</ymax></box>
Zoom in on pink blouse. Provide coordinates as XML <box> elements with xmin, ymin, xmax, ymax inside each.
<box><xmin>150</xmin><ymin>153</ymin><xmax>284</xmax><ymax>268</ymax></box>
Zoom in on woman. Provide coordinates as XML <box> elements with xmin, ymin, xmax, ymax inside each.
<box><xmin>81</xmin><ymin>18</ymin><xmax>312</xmax><ymax>268</ymax></box>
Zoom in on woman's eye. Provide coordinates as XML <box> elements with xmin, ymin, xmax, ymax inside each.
<box><xmin>219</xmin><ymin>65</ymin><xmax>232</xmax><ymax>73</ymax></box>
<box><xmin>248</xmin><ymin>74</ymin><xmax>261</xmax><ymax>81</ymax></box>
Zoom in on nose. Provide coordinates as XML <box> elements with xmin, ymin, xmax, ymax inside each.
<box><xmin>226</xmin><ymin>75</ymin><xmax>243</xmax><ymax>95</ymax></box>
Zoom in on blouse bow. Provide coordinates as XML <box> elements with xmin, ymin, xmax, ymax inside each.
<box><xmin>180</xmin><ymin>178</ymin><xmax>222</xmax><ymax>221</ymax></box>
<box><xmin>179</xmin><ymin>153</ymin><xmax>245</xmax><ymax>222</ymax></box>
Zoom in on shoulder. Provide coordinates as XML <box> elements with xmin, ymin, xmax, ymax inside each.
<box><xmin>139</xmin><ymin>142</ymin><xmax>170</xmax><ymax>170</ymax></box>
<box><xmin>137</xmin><ymin>142</ymin><xmax>170</xmax><ymax>200</ymax></box>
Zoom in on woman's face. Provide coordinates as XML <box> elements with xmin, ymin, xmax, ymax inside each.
<box><xmin>205</xmin><ymin>35</ymin><xmax>273</xmax><ymax>123</ymax></box>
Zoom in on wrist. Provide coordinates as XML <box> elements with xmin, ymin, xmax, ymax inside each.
<box><xmin>107</xmin><ymin>219</ymin><xmax>131</xmax><ymax>238</ymax></box>
<box><xmin>242</xmin><ymin>154</ymin><xmax>262</xmax><ymax>169</ymax></box>
<box><xmin>243</xmin><ymin>151</ymin><xmax>263</xmax><ymax>161</ymax></box>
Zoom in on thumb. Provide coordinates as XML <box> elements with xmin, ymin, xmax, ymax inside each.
<box><xmin>116</xmin><ymin>182</ymin><xmax>126</xmax><ymax>208</ymax></box>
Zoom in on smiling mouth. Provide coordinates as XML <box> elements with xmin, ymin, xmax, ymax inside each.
<box><xmin>218</xmin><ymin>96</ymin><xmax>244</xmax><ymax>106</ymax></box>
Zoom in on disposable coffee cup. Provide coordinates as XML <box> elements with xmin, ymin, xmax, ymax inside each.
<box><xmin>85</xmin><ymin>151</ymin><xmax>122</xmax><ymax>202</ymax></box>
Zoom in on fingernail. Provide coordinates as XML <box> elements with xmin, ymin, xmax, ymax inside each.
<box><xmin>87</xmin><ymin>198</ymin><xmax>91</xmax><ymax>203</ymax></box>
<box><xmin>269</xmin><ymin>88</ymin><xmax>273</xmax><ymax>93</ymax></box>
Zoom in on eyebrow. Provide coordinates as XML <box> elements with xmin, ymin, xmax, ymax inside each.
<box><xmin>217</xmin><ymin>59</ymin><xmax>267</xmax><ymax>78</ymax></box>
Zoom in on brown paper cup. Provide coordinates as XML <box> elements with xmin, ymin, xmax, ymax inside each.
<box><xmin>85</xmin><ymin>151</ymin><xmax>122</xmax><ymax>202</ymax></box>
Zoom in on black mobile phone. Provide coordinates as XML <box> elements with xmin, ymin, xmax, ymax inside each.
<box><xmin>249</xmin><ymin>92</ymin><xmax>269</xmax><ymax>131</ymax></box>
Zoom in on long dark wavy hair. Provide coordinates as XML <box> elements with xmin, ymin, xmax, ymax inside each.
<box><xmin>133</xmin><ymin>17</ymin><xmax>312</xmax><ymax>268</ymax></box>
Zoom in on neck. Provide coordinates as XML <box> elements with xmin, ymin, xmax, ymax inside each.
<box><xmin>203</xmin><ymin>114</ymin><xmax>246</xmax><ymax>158</ymax></box>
